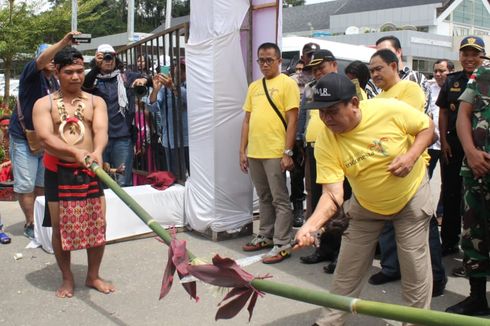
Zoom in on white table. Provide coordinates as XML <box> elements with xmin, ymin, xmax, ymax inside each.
<box><xmin>32</xmin><ymin>184</ymin><xmax>185</xmax><ymax>253</ymax></box>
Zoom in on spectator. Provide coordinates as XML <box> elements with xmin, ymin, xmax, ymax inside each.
<box><xmin>427</xmin><ymin>59</ymin><xmax>455</xmax><ymax>178</ymax></box>
<box><xmin>288</xmin><ymin>42</ymin><xmax>318</xmax><ymax>228</ymax></box>
<box><xmin>240</xmin><ymin>42</ymin><xmax>299</xmax><ymax>264</ymax></box>
<box><xmin>8</xmin><ymin>32</ymin><xmax>79</xmax><ymax>239</ymax></box>
<box><xmin>367</xmin><ymin>49</ymin><xmax>447</xmax><ymax>297</ymax></box>
<box><xmin>296</xmin><ymin>73</ymin><xmax>435</xmax><ymax>325</ymax></box>
<box><xmin>83</xmin><ymin>44</ymin><xmax>150</xmax><ymax>186</ymax></box>
<box><xmin>437</xmin><ymin>36</ymin><xmax>484</xmax><ymax>257</ymax></box>
<box><xmin>297</xmin><ymin>49</ymin><xmax>347</xmax><ymax>271</ymax></box>
<box><xmin>344</xmin><ymin>60</ymin><xmax>370</xmax><ymax>100</ymax></box>
<box><xmin>366</xmin><ymin>35</ymin><xmax>430</xmax><ymax>108</ymax></box>
<box><xmin>147</xmin><ymin>60</ymin><xmax>189</xmax><ymax>177</ymax></box>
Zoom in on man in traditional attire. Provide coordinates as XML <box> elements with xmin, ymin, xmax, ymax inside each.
<box><xmin>33</xmin><ymin>47</ymin><xmax>114</xmax><ymax>298</ymax></box>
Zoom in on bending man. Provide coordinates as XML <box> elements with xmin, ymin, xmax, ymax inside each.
<box><xmin>296</xmin><ymin>73</ymin><xmax>435</xmax><ymax>325</ymax></box>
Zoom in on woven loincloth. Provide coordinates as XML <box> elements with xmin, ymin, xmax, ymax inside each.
<box><xmin>57</xmin><ymin>162</ymin><xmax>105</xmax><ymax>251</ymax></box>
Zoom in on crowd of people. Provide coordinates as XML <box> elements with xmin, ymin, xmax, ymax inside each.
<box><xmin>2</xmin><ymin>32</ymin><xmax>189</xmax><ymax>297</ymax></box>
<box><xmin>240</xmin><ymin>35</ymin><xmax>490</xmax><ymax>324</ymax></box>
<box><xmin>1</xmin><ymin>27</ymin><xmax>489</xmax><ymax>323</ymax></box>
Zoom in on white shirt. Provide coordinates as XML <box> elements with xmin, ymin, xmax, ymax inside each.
<box><xmin>426</xmin><ymin>79</ymin><xmax>441</xmax><ymax>150</ymax></box>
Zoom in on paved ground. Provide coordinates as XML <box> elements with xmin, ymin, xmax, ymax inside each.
<box><xmin>1</xmin><ymin>167</ymin><xmax>490</xmax><ymax>326</ymax></box>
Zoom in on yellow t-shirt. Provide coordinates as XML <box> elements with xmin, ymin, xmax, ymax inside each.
<box><xmin>376</xmin><ymin>80</ymin><xmax>425</xmax><ymax>112</ymax></box>
<box><xmin>243</xmin><ymin>73</ymin><xmax>300</xmax><ymax>158</ymax></box>
<box><xmin>376</xmin><ymin>79</ymin><xmax>430</xmax><ymax>165</ymax></box>
<box><xmin>315</xmin><ymin>98</ymin><xmax>430</xmax><ymax>215</ymax></box>
<box><xmin>305</xmin><ymin>110</ymin><xmax>324</xmax><ymax>143</ymax></box>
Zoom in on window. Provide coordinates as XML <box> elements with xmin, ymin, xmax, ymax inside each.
<box><xmin>452</xmin><ymin>0</ymin><xmax>490</xmax><ymax>30</ymax></box>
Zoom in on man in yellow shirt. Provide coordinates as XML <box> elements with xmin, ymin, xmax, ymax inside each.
<box><xmin>367</xmin><ymin>49</ymin><xmax>448</xmax><ymax>297</ymax></box>
<box><xmin>295</xmin><ymin>73</ymin><xmax>435</xmax><ymax>325</ymax></box>
<box><xmin>240</xmin><ymin>42</ymin><xmax>300</xmax><ymax>264</ymax></box>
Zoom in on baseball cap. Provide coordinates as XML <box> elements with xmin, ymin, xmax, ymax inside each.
<box><xmin>303</xmin><ymin>42</ymin><xmax>320</xmax><ymax>54</ymax></box>
<box><xmin>302</xmin><ymin>73</ymin><xmax>356</xmax><ymax>110</ymax></box>
<box><xmin>305</xmin><ymin>49</ymin><xmax>336</xmax><ymax>69</ymax></box>
<box><xmin>35</xmin><ymin>44</ymin><xmax>50</xmax><ymax>58</ymax></box>
<box><xmin>97</xmin><ymin>44</ymin><xmax>116</xmax><ymax>54</ymax></box>
<box><xmin>459</xmin><ymin>36</ymin><xmax>485</xmax><ymax>52</ymax></box>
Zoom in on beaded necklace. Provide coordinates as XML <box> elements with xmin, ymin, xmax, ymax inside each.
<box><xmin>56</xmin><ymin>90</ymin><xmax>87</xmax><ymax>145</ymax></box>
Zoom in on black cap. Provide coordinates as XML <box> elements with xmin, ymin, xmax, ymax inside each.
<box><xmin>460</xmin><ymin>36</ymin><xmax>485</xmax><ymax>52</ymax></box>
<box><xmin>305</xmin><ymin>49</ymin><xmax>336</xmax><ymax>69</ymax></box>
<box><xmin>303</xmin><ymin>42</ymin><xmax>320</xmax><ymax>54</ymax></box>
<box><xmin>302</xmin><ymin>73</ymin><xmax>356</xmax><ymax>110</ymax></box>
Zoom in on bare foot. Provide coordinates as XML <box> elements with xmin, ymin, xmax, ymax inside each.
<box><xmin>86</xmin><ymin>277</ymin><xmax>115</xmax><ymax>294</ymax></box>
<box><xmin>56</xmin><ymin>278</ymin><xmax>74</xmax><ymax>298</ymax></box>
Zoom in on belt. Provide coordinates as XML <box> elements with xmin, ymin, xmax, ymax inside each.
<box><xmin>306</xmin><ymin>142</ymin><xmax>315</xmax><ymax>148</ymax></box>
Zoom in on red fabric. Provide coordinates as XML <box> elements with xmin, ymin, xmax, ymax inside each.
<box><xmin>59</xmin><ymin>197</ymin><xmax>105</xmax><ymax>251</ymax></box>
<box><xmin>0</xmin><ymin>162</ymin><xmax>12</xmax><ymax>182</ymax></box>
<box><xmin>146</xmin><ymin>171</ymin><xmax>176</xmax><ymax>190</ymax></box>
<box><xmin>43</xmin><ymin>152</ymin><xmax>59</xmax><ymax>172</ymax></box>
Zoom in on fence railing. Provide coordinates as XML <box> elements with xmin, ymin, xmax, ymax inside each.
<box><xmin>118</xmin><ymin>22</ymin><xmax>190</xmax><ymax>183</ymax></box>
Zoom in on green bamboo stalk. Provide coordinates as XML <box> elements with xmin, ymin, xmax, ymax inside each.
<box><xmin>91</xmin><ymin>163</ymin><xmax>490</xmax><ymax>326</ymax></box>
<box><xmin>90</xmin><ymin>163</ymin><xmax>196</xmax><ymax>260</ymax></box>
<box><xmin>252</xmin><ymin>279</ymin><xmax>489</xmax><ymax>326</ymax></box>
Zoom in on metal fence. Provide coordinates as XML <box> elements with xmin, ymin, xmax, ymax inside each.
<box><xmin>118</xmin><ymin>22</ymin><xmax>189</xmax><ymax>183</ymax></box>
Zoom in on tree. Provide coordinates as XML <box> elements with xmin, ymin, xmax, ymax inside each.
<box><xmin>283</xmin><ymin>0</ymin><xmax>305</xmax><ymax>7</ymax></box>
<box><xmin>0</xmin><ymin>1</ymin><xmax>39</xmax><ymax>100</ymax></box>
<box><xmin>0</xmin><ymin>0</ymin><xmax>103</xmax><ymax>100</ymax></box>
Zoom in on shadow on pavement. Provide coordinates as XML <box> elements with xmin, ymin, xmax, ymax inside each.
<box><xmin>25</xmin><ymin>263</ymin><xmax>127</xmax><ymax>326</ymax></box>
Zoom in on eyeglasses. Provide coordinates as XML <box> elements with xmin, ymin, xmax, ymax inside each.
<box><xmin>256</xmin><ymin>57</ymin><xmax>277</xmax><ymax>65</ymax></box>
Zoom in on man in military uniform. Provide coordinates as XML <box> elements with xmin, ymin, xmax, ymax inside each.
<box><xmin>436</xmin><ymin>36</ymin><xmax>485</xmax><ymax>257</ymax></box>
<box><xmin>445</xmin><ymin>63</ymin><xmax>490</xmax><ymax>316</ymax></box>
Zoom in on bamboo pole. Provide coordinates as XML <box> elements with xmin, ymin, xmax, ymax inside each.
<box><xmin>90</xmin><ymin>163</ymin><xmax>490</xmax><ymax>326</ymax></box>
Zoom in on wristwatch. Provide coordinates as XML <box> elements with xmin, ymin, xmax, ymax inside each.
<box><xmin>283</xmin><ymin>149</ymin><xmax>294</xmax><ymax>157</ymax></box>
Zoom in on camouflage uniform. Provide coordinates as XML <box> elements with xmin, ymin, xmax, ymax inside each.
<box><xmin>458</xmin><ymin>66</ymin><xmax>490</xmax><ymax>277</ymax></box>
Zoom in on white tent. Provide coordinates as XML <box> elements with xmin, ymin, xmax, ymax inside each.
<box><xmin>184</xmin><ymin>0</ymin><xmax>281</xmax><ymax>232</ymax></box>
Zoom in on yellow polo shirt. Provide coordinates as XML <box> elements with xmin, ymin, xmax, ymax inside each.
<box><xmin>243</xmin><ymin>73</ymin><xmax>300</xmax><ymax>158</ymax></box>
<box><xmin>315</xmin><ymin>98</ymin><xmax>430</xmax><ymax>215</ymax></box>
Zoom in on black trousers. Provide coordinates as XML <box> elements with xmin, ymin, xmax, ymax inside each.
<box><xmin>289</xmin><ymin>141</ymin><xmax>305</xmax><ymax>203</ymax></box>
<box><xmin>440</xmin><ymin>133</ymin><xmax>464</xmax><ymax>249</ymax></box>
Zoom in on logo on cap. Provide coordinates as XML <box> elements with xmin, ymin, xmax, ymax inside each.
<box><xmin>315</xmin><ymin>88</ymin><xmax>332</xmax><ymax>97</ymax></box>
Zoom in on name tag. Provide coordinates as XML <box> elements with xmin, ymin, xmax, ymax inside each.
<box><xmin>450</xmin><ymin>88</ymin><xmax>461</xmax><ymax>92</ymax></box>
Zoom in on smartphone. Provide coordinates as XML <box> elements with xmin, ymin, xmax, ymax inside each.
<box><xmin>73</xmin><ymin>33</ymin><xmax>92</xmax><ymax>44</ymax></box>
<box><xmin>160</xmin><ymin>66</ymin><xmax>170</xmax><ymax>75</ymax></box>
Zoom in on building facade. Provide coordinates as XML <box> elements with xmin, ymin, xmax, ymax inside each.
<box><xmin>283</xmin><ymin>0</ymin><xmax>490</xmax><ymax>76</ymax></box>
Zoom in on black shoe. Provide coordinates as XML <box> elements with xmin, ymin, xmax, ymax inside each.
<box><xmin>368</xmin><ymin>272</ymin><xmax>401</xmax><ymax>285</ymax></box>
<box><xmin>446</xmin><ymin>296</ymin><xmax>490</xmax><ymax>316</ymax></box>
<box><xmin>323</xmin><ymin>261</ymin><xmax>336</xmax><ymax>274</ymax></box>
<box><xmin>441</xmin><ymin>246</ymin><xmax>459</xmax><ymax>257</ymax></box>
<box><xmin>452</xmin><ymin>266</ymin><xmax>466</xmax><ymax>277</ymax></box>
<box><xmin>293</xmin><ymin>215</ymin><xmax>304</xmax><ymax>228</ymax></box>
<box><xmin>292</xmin><ymin>201</ymin><xmax>304</xmax><ymax>228</ymax></box>
<box><xmin>432</xmin><ymin>277</ymin><xmax>447</xmax><ymax>297</ymax></box>
<box><xmin>300</xmin><ymin>251</ymin><xmax>327</xmax><ymax>264</ymax></box>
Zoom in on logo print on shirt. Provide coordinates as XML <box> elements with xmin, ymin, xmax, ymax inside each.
<box><xmin>368</xmin><ymin>137</ymin><xmax>389</xmax><ymax>156</ymax></box>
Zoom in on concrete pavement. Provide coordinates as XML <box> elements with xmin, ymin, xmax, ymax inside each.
<box><xmin>1</xmin><ymin>198</ymin><xmax>490</xmax><ymax>326</ymax></box>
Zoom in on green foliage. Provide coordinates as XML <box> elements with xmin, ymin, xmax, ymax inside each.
<box><xmin>47</xmin><ymin>0</ymin><xmax>190</xmax><ymax>37</ymax></box>
<box><xmin>283</xmin><ymin>0</ymin><xmax>305</xmax><ymax>7</ymax></box>
<box><xmin>0</xmin><ymin>2</ymin><xmax>39</xmax><ymax>62</ymax></box>
<box><xmin>0</xmin><ymin>0</ymin><xmax>103</xmax><ymax>98</ymax></box>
